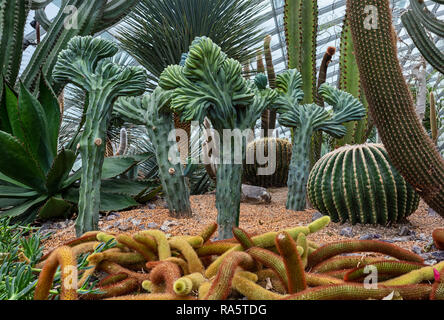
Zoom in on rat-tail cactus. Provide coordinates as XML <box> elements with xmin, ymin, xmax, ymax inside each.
<box><xmin>273</xmin><ymin>70</ymin><xmax>366</xmax><ymax>211</ymax></box>
<box><xmin>347</xmin><ymin>0</ymin><xmax>444</xmax><ymax>215</ymax></box>
<box><xmin>53</xmin><ymin>36</ymin><xmax>146</xmax><ymax>236</ymax></box>
<box><xmin>158</xmin><ymin>36</ymin><xmax>277</xmax><ymax>239</ymax></box>
<box><xmin>307</xmin><ymin>144</ymin><xmax>420</xmax><ymax>224</ymax></box>
<box><xmin>243</xmin><ymin>138</ymin><xmax>292</xmax><ymax>187</ymax></box>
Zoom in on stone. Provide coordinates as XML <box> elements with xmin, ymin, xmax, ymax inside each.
<box><xmin>359</xmin><ymin>233</ymin><xmax>381</xmax><ymax>240</ymax></box>
<box><xmin>428</xmin><ymin>207</ymin><xmax>438</xmax><ymax>217</ymax></box>
<box><xmin>311</xmin><ymin>211</ymin><xmax>324</xmax><ymax>222</ymax></box>
<box><xmin>431</xmin><ymin>251</ymin><xmax>444</xmax><ymax>262</ymax></box>
<box><xmin>398</xmin><ymin>226</ymin><xmax>412</xmax><ymax>236</ymax></box>
<box><xmin>118</xmin><ymin>224</ymin><xmax>131</xmax><ymax>232</ymax></box>
<box><xmin>240</xmin><ymin>184</ymin><xmax>271</xmax><ymax>204</ymax></box>
<box><xmin>147</xmin><ymin>222</ymin><xmax>158</xmax><ymax>229</ymax></box>
<box><xmin>147</xmin><ymin>203</ymin><xmax>156</xmax><ymax>210</ymax></box>
<box><xmin>131</xmin><ymin>219</ymin><xmax>141</xmax><ymax>227</ymax></box>
<box><xmin>340</xmin><ymin>227</ymin><xmax>354</xmax><ymax>238</ymax></box>
<box><xmin>390</xmin><ymin>236</ymin><xmax>411</xmax><ymax>242</ymax></box>
<box><xmin>411</xmin><ymin>245</ymin><xmax>423</xmax><ymax>255</ymax></box>
<box><xmin>160</xmin><ymin>225</ymin><xmax>170</xmax><ymax>232</ymax></box>
<box><xmin>112</xmin><ymin>221</ymin><xmax>121</xmax><ymax>228</ymax></box>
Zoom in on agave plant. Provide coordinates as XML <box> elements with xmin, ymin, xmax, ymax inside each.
<box><xmin>273</xmin><ymin>69</ymin><xmax>366</xmax><ymax>211</ymax></box>
<box><xmin>0</xmin><ymin>77</ymin><xmax>153</xmax><ymax>224</ymax></box>
<box><xmin>159</xmin><ymin>36</ymin><xmax>277</xmax><ymax>239</ymax></box>
<box><xmin>53</xmin><ymin>36</ymin><xmax>147</xmax><ymax>236</ymax></box>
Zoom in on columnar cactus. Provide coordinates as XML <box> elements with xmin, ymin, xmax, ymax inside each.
<box><xmin>114</xmin><ymin>91</ymin><xmax>193</xmax><ymax>218</ymax></box>
<box><xmin>401</xmin><ymin>0</ymin><xmax>444</xmax><ymax>74</ymax></box>
<box><xmin>273</xmin><ymin>69</ymin><xmax>366</xmax><ymax>211</ymax></box>
<box><xmin>158</xmin><ymin>37</ymin><xmax>277</xmax><ymax>239</ymax></box>
<box><xmin>347</xmin><ymin>0</ymin><xmax>444</xmax><ymax>215</ymax></box>
<box><xmin>53</xmin><ymin>36</ymin><xmax>146</xmax><ymax>236</ymax></box>
<box><xmin>243</xmin><ymin>138</ymin><xmax>292</xmax><ymax>187</ymax></box>
<box><xmin>307</xmin><ymin>144</ymin><xmax>420</xmax><ymax>225</ymax></box>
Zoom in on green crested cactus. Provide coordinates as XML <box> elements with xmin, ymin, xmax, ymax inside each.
<box><xmin>347</xmin><ymin>0</ymin><xmax>444</xmax><ymax>215</ymax></box>
<box><xmin>158</xmin><ymin>36</ymin><xmax>277</xmax><ymax>239</ymax></box>
<box><xmin>243</xmin><ymin>137</ymin><xmax>292</xmax><ymax>187</ymax></box>
<box><xmin>143</xmin><ymin>89</ymin><xmax>192</xmax><ymax>218</ymax></box>
<box><xmin>53</xmin><ymin>36</ymin><xmax>146</xmax><ymax>236</ymax></box>
<box><xmin>401</xmin><ymin>0</ymin><xmax>444</xmax><ymax>74</ymax></box>
<box><xmin>307</xmin><ymin>144</ymin><xmax>420</xmax><ymax>225</ymax></box>
<box><xmin>273</xmin><ymin>69</ymin><xmax>366</xmax><ymax>211</ymax></box>
<box><xmin>114</xmin><ymin>90</ymin><xmax>193</xmax><ymax>218</ymax></box>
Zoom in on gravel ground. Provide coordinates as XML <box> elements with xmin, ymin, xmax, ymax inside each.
<box><xmin>41</xmin><ymin>188</ymin><xmax>443</xmax><ymax>259</ymax></box>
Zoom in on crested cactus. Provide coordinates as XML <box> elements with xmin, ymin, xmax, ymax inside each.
<box><xmin>347</xmin><ymin>0</ymin><xmax>444</xmax><ymax>215</ymax></box>
<box><xmin>158</xmin><ymin>36</ymin><xmax>277</xmax><ymax>240</ymax></box>
<box><xmin>53</xmin><ymin>36</ymin><xmax>146</xmax><ymax>236</ymax></box>
<box><xmin>273</xmin><ymin>70</ymin><xmax>366</xmax><ymax>211</ymax></box>
<box><xmin>401</xmin><ymin>0</ymin><xmax>444</xmax><ymax>75</ymax></box>
<box><xmin>243</xmin><ymin>138</ymin><xmax>292</xmax><ymax>187</ymax></box>
<box><xmin>307</xmin><ymin>144</ymin><xmax>420</xmax><ymax>224</ymax></box>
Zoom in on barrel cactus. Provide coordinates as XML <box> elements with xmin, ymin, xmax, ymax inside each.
<box><xmin>244</xmin><ymin>138</ymin><xmax>292</xmax><ymax>187</ymax></box>
<box><xmin>307</xmin><ymin>144</ymin><xmax>420</xmax><ymax>225</ymax></box>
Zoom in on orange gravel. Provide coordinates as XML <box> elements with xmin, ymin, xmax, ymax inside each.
<box><xmin>42</xmin><ymin>188</ymin><xmax>444</xmax><ymax>254</ymax></box>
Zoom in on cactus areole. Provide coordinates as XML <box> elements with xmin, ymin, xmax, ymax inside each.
<box><xmin>53</xmin><ymin>36</ymin><xmax>146</xmax><ymax>236</ymax></box>
<box><xmin>273</xmin><ymin>70</ymin><xmax>366</xmax><ymax>211</ymax></box>
<box><xmin>159</xmin><ymin>37</ymin><xmax>277</xmax><ymax>239</ymax></box>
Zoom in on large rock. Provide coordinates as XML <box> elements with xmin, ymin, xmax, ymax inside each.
<box><xmin>241</xmin><ymin>184</ymin><xmax>271</xmax><ymax>204</ymax></box>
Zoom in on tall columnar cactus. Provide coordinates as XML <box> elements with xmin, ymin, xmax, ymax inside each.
<box><xmin>307</xmin><ymin>144</ymin><xmax>420</xmax><ymax>225</ymax></box>
<box><xmin>335</xmin><ymin>13</ymin><xmax>369</xmax><ymax>147</ymax></box>
<box><xmin>261</xmin><ymin>35</ymin><xmax>277</xmax><ymax>137</ymax></box>
<box><xmin>243</xmin><ymin>138</ymin><xmax>292</xmax><ymax>187</ymax></box>
<box><xmin>53</xmin><ymin>36</ymin><xmax>146</xmax><ymax>236</ymax></box>
<box><xmin>273</xmin><ymin>69</ymin><xmax>366</xmax><ymax>211</ymax></box>
<box><xmin>159</xmin><ymin>37</ymin><xmax>277</xmax><ymax>239</ymax></box>
<box><xmin>401</xmin><ymin>0</ymin><xmax>444</xmax><ymax>75</ymax></box>
<box><xmin>114</xmin><ymin>91</ymin><xmax>193</xmax><ymax>218</ymax></box>
<box><xmin>143</xmin><ymin>89</ymin><xmax>192</xmax><ymax>218</ymax></box>
<box><xmin>347</xmin><ymin>0</ymin><xmax>444</xmax><ymax>215</ymax></box>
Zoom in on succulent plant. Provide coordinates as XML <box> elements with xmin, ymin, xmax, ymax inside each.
<box><xmin>158</xmin><ymin>36</ymin><xmax>277</xmax><ymax>239</ymax></box>
<box><xmin>53</xmin><ymin>36</ymin><xmax>146</xmax><ymax>236</ymax></box>
<box><xmin>307</xmin><ymin>144</ymin><xmax>420</xmax><ymax>225</ymax></box>
<box><xmin>347</xmin><ymin>0</ymin><xmax>444</xmax><ymax>215</ymax></box>
<box><xmin>273</xmin><ymin>69</ymin><xmax>366</xmax><ymax>211</ymax></box>
<box><xmin>243</xmin><ymin>138</ymin><xmax>292</xmax><ymax>187</ymax></box>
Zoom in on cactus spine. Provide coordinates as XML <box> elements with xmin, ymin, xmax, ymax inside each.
<box><xmin>243</xmin><ymin>138</ymin><xmax>292</xmax><ymax>187</ymax></box>
<box><xmin>308</xmin><ymin>144</ymin><xmax>420</xmax><ymax>224</ymax></box>
<box><xmin>347</xmin><ymin>0</ymin><xmax>444</xmax><ymax>215</ymax></box>
<box><xmin>53</xmin><ymin>36</ymin><xmax>146</xmax><ymax>236</ymax></box>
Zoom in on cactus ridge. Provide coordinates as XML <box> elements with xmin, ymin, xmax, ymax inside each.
<box><xmin>344</xmin><ymin>260</ymin><xmax>426</xmax><ymax>282</ymax></box>
<box><xmin>311</xmin><ymin>256</ymin><xmax>383</xmax><ymax>273</ymax></box>
<box><xmin>244</xmin><ymin>138</ymin><xmax>292</xmax><ymax>187</ymax></box>
<box><xmin>308</xmin><ymin>144</ymin><xmax>420</xmax><ymax>224</ymax></box>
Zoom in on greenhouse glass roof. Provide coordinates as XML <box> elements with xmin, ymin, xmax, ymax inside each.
<box><xmin>22</xmin><ymin>0</ymin><xmax>443</xmax><ymax>99</ymax></box>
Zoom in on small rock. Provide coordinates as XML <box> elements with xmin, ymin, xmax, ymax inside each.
<box><xmin>104</xmin><ymin>215</ymin><xmax>118</xmax><ymax>221</ymax></box>
<box><xmin>359</xmin><ymin>233</ymin><xmax>381</xmax><ymax>240</ymax></box>
<box><xmin>118</xmin><ymin>224</ymin><xmax>131</xmax><ymax>232</ymax></box>
<box><xmin>431</xmin><ymin>251</ymin><xmax>444</xmax><ymax>262</ymax></box>
<box><xmin>428</xmin><ymin>207</ymin><xmax>438</xmax><ymax>217</ymax></box>
<box><xmin>101</xmin><ymin>225</ymin><xmax>112</xmax><ymax>231</ymax></box>
<box><xmin>147</xmin><ymin>203</ymin><xmax>156</xmax><ymax>210</ymax></box>
<box><xmin>240</xmin><ymin>184</ymin><xmax>271</xmax><ymax>204</ymax></box>
<box><xmin>425</xmin><ymin>259</ymin><xmax>438</xmax><ymax>266</ymax></box>
<box><xmin>411</xmin><ymin>245</ymin><xmax>423</xmax><ymax>255</ymax></box>
<box><xmin>391</xmin><ymin>236</ymin><xmax>411</xmax><ymax>242</ymax></box>
<box><xmin>311</xmin><ymin>211</ymin><xmax>324</xmax><ymax>222</ymax></box>
<box><xmin>147</xmin><ymin>222</ymin><xmax>158</xmax><ymax>229</ymax></box>
<box><xmin>416</xmin><ymin>233</ymin><xmax>430</xmax><ymax>242</ymax></box>
<box><xmin>340</xmin><ymin>227</ymin><xmax>354</xmax><ymax>238</ymax></box>
<box><xmin>160</xmin><ymin>225</ymin><xmax>170</xmax><ymax>232</ymax></box>
<box><xmin>163</xmin><ymin>220</ymin><xmax>178</xmax><ymax>227</ymax></box>
<box><xmin>112</xmin><ymin>221</ymin><xmax>121</xmax><ymax>228</ymax></box>
<box><xmin>398</xmin><ymin>226</ymin><xmax>412</xmax><ymax>236</ymax></box>
<box><xmin>131</xmin><ymin>219</ymin><xmax>141</xmax><ymax>227</ymax></box>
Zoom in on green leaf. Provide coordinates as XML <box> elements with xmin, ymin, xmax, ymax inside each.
<box><xmin>102</xmin><ymin>154</ymin><xmax>151</xmax><ymax>179</ymax></box>
<box><xmin>37</xmin><ymin>196</ymin><xmax>72</xmax><ymax>220</ymax></box>
<box><xmin>38</xmin><ymin>76</ymin><xmax>61</xmax><ymax>157</ymax></box>
<box><xmin>0</xmin><ymin>195</ymin><xmax>47</xmax><ymax>218</ymax></box>
<box><xmin>0</xmin><ymin>198</ymin><xmax>27</xmax><ymax>209</ymax></box>
<box><xmin>100</xmin><ymin>179</ymin><xmax>155</xmax><ymax>198</ymax></box>
<box><xmin>0</xmin><ymin>185</ymin><xmax>38</xmax><ymax>198</ymax></box>
<box><xmin>0</xmin><ymin>131</ymin><xmax>46</xmax><ymax>192</ymax></box>
<box><xmin>4</xmin><ymin>81</ymin><xmax>24</xmax><ymax>140</ymax></box>
<box><xmin>46</xmin><ymin>149</ymin><xmax>77</xmax><ymax>194</ymax></box>
<box><xmin>99</xmin><ymin>192</ymin><xmax>139</xmax><ymax>212</ymax></box>
<box><xmin>17</xmin><ymin>82</ymin><xmax>53</xmax><ymax>173</ymax></box>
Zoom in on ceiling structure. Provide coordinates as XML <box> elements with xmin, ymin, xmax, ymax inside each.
<box><xmin>22</xmin><ymin>0</ymin><xmax>443</xmax><ymax>100</ymax></box>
